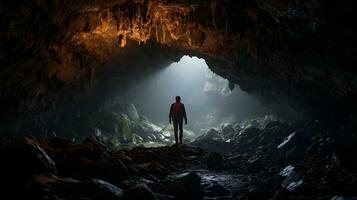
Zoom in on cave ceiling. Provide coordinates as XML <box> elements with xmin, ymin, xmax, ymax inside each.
<box><xmin>0</xmin><ymin>0</ymin><xmax>357</xmax><ymax>121</ymax></box>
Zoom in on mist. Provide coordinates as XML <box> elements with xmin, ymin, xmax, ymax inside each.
<box><xmin>116</xmin><ymin>56</ymin><xmax>272</xmax><ymax>132</ymax></box>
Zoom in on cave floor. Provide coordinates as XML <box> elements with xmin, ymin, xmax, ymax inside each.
<box><xmin>1</xmin><ymin>132</ymin><xmax>357</xmax><ymax>200</ymax></box>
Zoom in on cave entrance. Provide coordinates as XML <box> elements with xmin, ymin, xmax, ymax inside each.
<box><xmin>120</xmin><ymin>55</ymin><xmax>271</xmax><ymax>135</ymax></box>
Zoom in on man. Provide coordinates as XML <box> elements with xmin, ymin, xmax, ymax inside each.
<box><xmin>169</xmin><ymin>96</ymin><xmax>187</xmax><ymax>144</ymax></box>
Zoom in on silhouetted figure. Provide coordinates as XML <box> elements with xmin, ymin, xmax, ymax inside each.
<box><xmin>169</xmin><ymin>96</ymin><xmax>187</xmax><ymax>144</ymax></box>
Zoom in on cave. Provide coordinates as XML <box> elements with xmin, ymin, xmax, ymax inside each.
<box><xmin>1</xmin><ymin>0</ymin><xmax>357</xmax><ymax>199</ymax></box>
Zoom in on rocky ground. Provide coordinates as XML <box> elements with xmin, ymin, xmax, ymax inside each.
<box><xmin>1</xmin><ymin>119</ymin><xmax>357</xmax><ymax>200</ymax></box>
<box><xmin>190</xmin><ymin>120</ymin><xmax>357</xmax><ymax>200</ymax></box>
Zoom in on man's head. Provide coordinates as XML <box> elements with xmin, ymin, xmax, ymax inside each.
<box><xmin>175</xmin><ymin>96</ymin><xmax>181</xmax><ymax>102</ymax></box>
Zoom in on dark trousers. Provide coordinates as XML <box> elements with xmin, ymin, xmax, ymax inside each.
<box><xmin>172</xmin><ymin>119</ymin><xmax>183</xmax><ymax>144</ymax></box>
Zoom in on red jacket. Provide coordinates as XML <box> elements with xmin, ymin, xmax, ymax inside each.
<box><xmin>169</xmin><ymin>102</ymin><xmax>187</xmax><ymax>122</ymax></box>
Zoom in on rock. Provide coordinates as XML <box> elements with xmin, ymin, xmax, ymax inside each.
<box><xmin>150</xmin><ymin>180</ymin><xmax>186</xmax><ymax>199</ymax></box>
<box><xmin>264</xmin><ymin>121</ymin><xmax>284</xmax><ymax>129</ymax></box>
<box><xmin>12</xmin><ymin>174</ymin><xmax>124</xmax><ymax>199</ymax></box>
<box><xmin>271</xmin><ymin>188</ymin><xmax>289</xmax><ymax>200</ymax></box>
<box><xmin>279</xmin><ymin>165</ymin><xmax>304</xmax><ymax>192</ymax></box>
<box><xmin>204</xmin><ymin>184</ymin><xmax>230</xmax><ymax>197</ymax></box>
<box><xmin>58</xmin><ymin>135</ymin><xmax>110</xmax><ymax>164</ymax></box>
<box><xmin>207</xmin><ymin>152</ymin><xmax>224</xmax><ymax>170</ymax></box>
<box><xmin>122</xmin><ymin>183</ymin><xmax>158</xmax><ymax>200</ymax></box>
<box><xmin>155</xmin><ymin>193</ymin><xmax>175</xmax><ymax>200</ymax></box>
<box><xmin>235</xmin><ymin>127</ymin><xmax>261</xmax><ymax>144</ymax></box>
<box><xmin>150</xmin><ymin>172</ymin><xmax>203</xmax><ymax>200</ymax></box>
<box><xmin>83</xmin><ymin>134</ymin><xmax>108</xmax><ymax>150</ymax></box>
<box><xmin>174</xmin><ymin>172</ymin><xmax>203</xmax><ymax>199</ymax></box>
<box><xmin>125</xmin><ymin>103</ymin><xmax>140</xmax><ymax>121</ymax></box>
<box><xmin>176</xmin><ymin>172</ymin><xmax>202</xmax><ymax>199</ymax></box>
<box><xmin>277</xmin><ymin>130</ymin><xmax>310</xmax><ymax>161</ymax></box>
<box><xmin>20</xmin><ymin>175</ymin><xmax>82</xmax><ymax>199</ymax></box>
<box><xmin>221</xmin><ymin>123</ymin><xmax>235</xmax><ymax>136</ymax></box>
<box><xmin>49</xmin><ymin>137</ymin><xmax>75</xmax><ymax>148</ymax></box>
<box><xmin>279</xmin><ymin>165</ymin><xmax>295</xmax><ymax>177</ymax></box>
<box><xmin>190</xmin><ymin>138</ymin><xmax>235</xmax><ymax>154</ymax></box>
<box><xmin>247</xmin><ymin>156</ymin><xmax>262</xmax><ymax>173</ymax></box>
<box><xmin>196</xmin><ymin>128</ymin><xmax>225</xmax><ymax>141</ymax></box>
<box><xmin>277</xmin><ymin>132</ymin><xmax>296</xmax><ymax>149</ymax></box>
<box><xmin>0</xmin><ymin>137</ymin><xmax>57</xmax><ymax>181</ymax></box>
<box><xmin>59</xmin><ymin>156</ymin><xmax>131</xmax><ymax>185</ymax></box>
<box><xmin>285</xmin><ymin>179</ymin><xmax>303</xmax><ymax>191</ymax></box>
<box><xmin>334</xmin><ymin>141</ymin><xmax>357</xmax><ymax>171</ymax></box>
<box><xmin>330</xmin><ymin>196</ymin><xmax>347</xmax><ymax>200</ymax></box>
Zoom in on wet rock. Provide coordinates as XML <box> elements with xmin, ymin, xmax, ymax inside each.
<box><xmin>277</xmin><ymin>132</ymin><xmax>296</xmax><ymax>149</ymax></box>
<box><xmin>285</xmin><ymin>179</ymin><xmax>303</xmax><ymax>191</ymax></box>
<box><xmin>279</xmin><ymin>165</ymin><xmax>304</xmax><ymax>192</ymax></box>
<box><xmin>207</xmin><ymin>152</ymin><xmax>224</xmax><ymax>170</ymax></box>
<box><xmin>122</xmin><ymin>183</ymin><xmax>158</xmax><ymax>200</ymax></box>
<box><xmin>279</xmin><ymin>165</ymin><xmax>295</xmax><ymax>177</ymax></box>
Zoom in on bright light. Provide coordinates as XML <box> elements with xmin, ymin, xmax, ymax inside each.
<box><xmin>122</xmin><ymin>55</ymin><xmax>271</xmax><ymax>132</ymax></box>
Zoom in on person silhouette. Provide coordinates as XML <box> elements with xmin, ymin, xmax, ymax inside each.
<box><xmin>169</xmin><ymin>96</ymin><xmax>187</xmax><ymax>144</ymax></box>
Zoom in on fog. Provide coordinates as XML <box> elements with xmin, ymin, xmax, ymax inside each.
<box><xmin>118</xmin><ymin>56</ymin><xmax>272</xmax><ymax>132</ymax></box>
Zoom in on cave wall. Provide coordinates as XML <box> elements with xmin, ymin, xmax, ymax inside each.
<box><xmin>1</xmin><ymin>0</ymin><xmax>357</xmax><ymax>134</ymax></box>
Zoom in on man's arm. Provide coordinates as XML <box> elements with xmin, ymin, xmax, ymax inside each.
<box><xmin>169</xmin><ymin>104</ymin><xmax>173</xmax><ymax>123</ymax></box>
<box><xmin>182</xmin><ymin>104</ymin><xmax>187</xmax><ymax>124</ymax></box>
